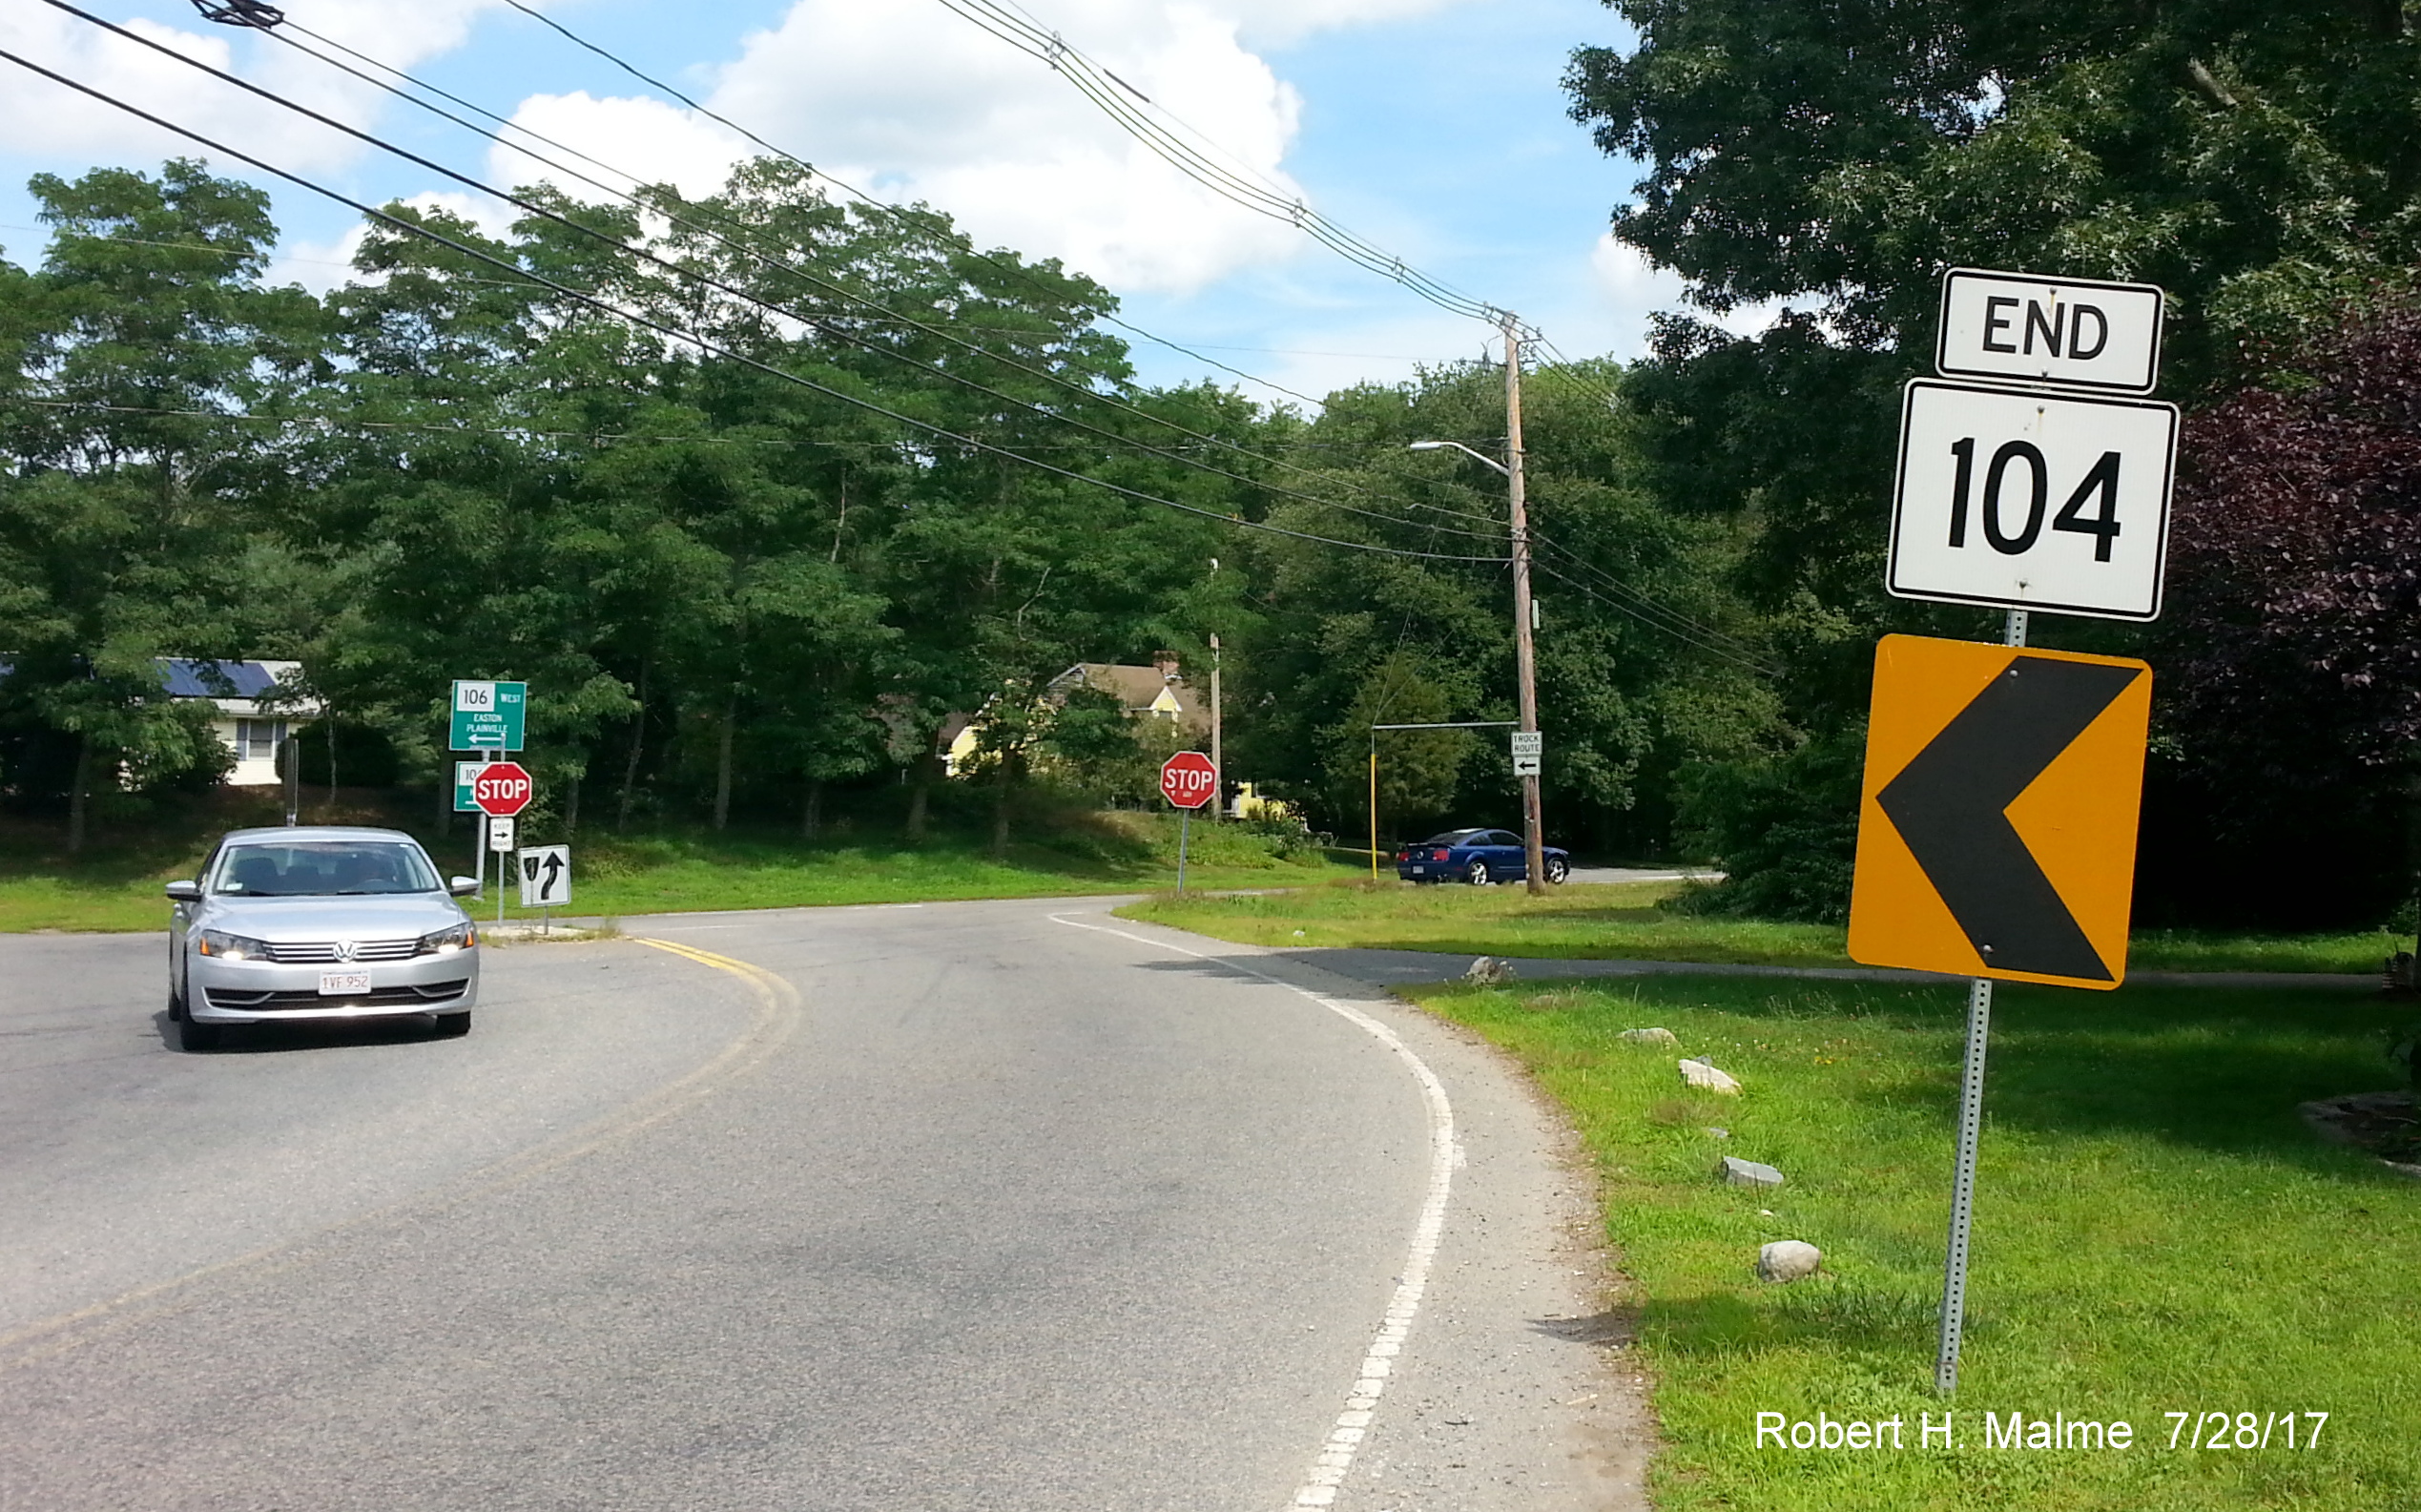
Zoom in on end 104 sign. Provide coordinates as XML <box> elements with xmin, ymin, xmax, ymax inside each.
<box><xmin>1888</xmin><ymin>381</ymin><xmax>2178</xmax><ymax>622</ymax></box>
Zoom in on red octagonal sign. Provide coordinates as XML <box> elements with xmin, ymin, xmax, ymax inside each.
<box><xmin>471</xmin><ymin>760</ymin><xmax>534</xmax><ymax>817</ymax></box>
<box><xmin>1160</xmin><ymin>751</ymin><xmax>1217</xmax><ymax>811</ymax></box>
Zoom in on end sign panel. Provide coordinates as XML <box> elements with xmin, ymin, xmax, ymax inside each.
<box><xmin>1888</xmin><ymin>381</ymin><xmax>2178</xmax><ymax>621</ymax></box>
<box><xmin>1936</xmin><ymin>269</ymin><xmax>2163</xmax><ymax>395</ymax></box>
<box><xmin>1849</xmin><ymin>635</ymin><xmax>2151</xmax><ymax>989</ymax></box>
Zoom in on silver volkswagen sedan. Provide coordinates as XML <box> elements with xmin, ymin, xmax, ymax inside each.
<box><xmin>166</xmin><ymin>826</ymin><xmax>483</xmax><ymax>1051</ymax></box>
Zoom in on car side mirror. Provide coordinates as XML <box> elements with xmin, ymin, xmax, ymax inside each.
<box><xmin>448</xmin><ymin>876</ymin><xmax>480</xmax><ymax>898</ymax></box>
<box><xmin>164</xmin><ymin>880</ymin><xmax>201</xmax><ymax>901</ymax></box>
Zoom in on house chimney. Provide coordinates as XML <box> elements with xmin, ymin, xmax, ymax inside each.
<box><xmin>1152</xmin><ymin>652</ymin><xmax>1181</xmax><ymax>679</ymax></box>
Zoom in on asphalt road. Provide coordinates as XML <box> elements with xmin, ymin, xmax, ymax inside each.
<box><xmin>0</xmin><ymin>898</ymin><xmax>1640</xmax><ymax>1511</ymax></box>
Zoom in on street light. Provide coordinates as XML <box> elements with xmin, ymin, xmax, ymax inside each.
<box><xmin>1407</xmin><ymin>317</ymin><xmax>1545</xmax><ymax>898</ymax></box>
<box><xmin>1405</xmin><ymin>439</ymin><xmax>1510</xmax><ymax>477</ymax></box>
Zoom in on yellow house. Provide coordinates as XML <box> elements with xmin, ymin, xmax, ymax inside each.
<box><xmin>945</xmin><ymin>658</ymin><xmax>1209</xmax><ymax>777</ymax></box>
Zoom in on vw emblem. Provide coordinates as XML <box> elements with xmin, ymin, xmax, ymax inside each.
<box><xmin>335</xmin><ymin>940</ymin><xmax>357</xmax><ymax>962</ymax></box>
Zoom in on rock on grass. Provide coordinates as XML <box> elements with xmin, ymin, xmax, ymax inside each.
<box><xmin>1719</xmin><ymin>1156</ymin><xmax>1785</xmax><ymax>1189</ymax></box>
<box><xmin>1679</xmin><ymin>1057</ymin><xmax>1742</xmax><ymax>1095</ymax></box>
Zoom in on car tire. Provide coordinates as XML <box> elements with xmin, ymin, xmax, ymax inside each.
<box><xmin>179</xmin><ymin>1017</ymin><xmax>223</xmax><ymax>1052</ymax></box>
<box><xmin>167</xmin><ymin>984</ymin><xmax>186</xmax><ymax>1022</ymax></box>
<box><xmin>1466</xmin><ymin>860</ymin><xmax>1490</xmax><ymax>886</ymax></box>
<box><xmin>432</xmin><ymin>1011</ymin><xmax>472</xmax><ymax>1039</ymax></box>
<box><xmin>1544</xmin><ymin>856</ymin><xmax>1570</xmax><ymax>884</ymax></box>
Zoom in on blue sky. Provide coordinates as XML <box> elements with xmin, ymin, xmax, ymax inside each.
<box><xmin>0</xmin><ymin>0</ymin><xmax>1727</xmax><ymax>404</ymax></box>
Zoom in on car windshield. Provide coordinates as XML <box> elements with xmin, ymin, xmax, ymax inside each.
<box><xmin>1419</xmin><ymin>830</ymin><xmax>1487</xmax><ymax>846</ymax></box>
<box><xmin>211</xmin><ymin>841</ymin><xmax>441</xmax><ymax>897</ymax></box>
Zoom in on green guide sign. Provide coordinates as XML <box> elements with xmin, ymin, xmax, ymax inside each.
<box><xmin>450</xmin><ymin>679</ymin><xmax>526</xmax><ymax>753</ymax></box>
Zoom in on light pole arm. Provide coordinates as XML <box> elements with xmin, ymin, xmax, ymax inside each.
<box><xmin>1405</xmin><ymin>439</ymin><xmax>1510</xmax><ymax>477</ymax></box>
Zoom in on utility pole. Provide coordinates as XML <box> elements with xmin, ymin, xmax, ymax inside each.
<box><xmin>1504</xmin><ymin>313</ymin><xmax>1545</xmax><ymax>896</ymax></box>
<box><xmin>1209</xmin><ymin>632</ymin><xmax>1223</xmax><ymax>820</ymax></box>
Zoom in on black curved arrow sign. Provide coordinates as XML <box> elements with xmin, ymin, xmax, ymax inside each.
<box><xmin>1875</xmin><ymin>654</ymin><xmax>2144</xmax><ymax>981</ymax></box>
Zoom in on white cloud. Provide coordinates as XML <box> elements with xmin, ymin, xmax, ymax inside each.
<box><xmin>1588</xmin><ymin>232</ymin><xmax>1782</xmax><ymax>350</ymax></box>
<box><xmin>487</xmin><ymin>92</ymin><xmax>750</xmax><ymax>201</ymax></box>
<box><xmin>496</xmin><ymin>1</ymin><xmax>1478</xmax><ymax>297</ymax></box>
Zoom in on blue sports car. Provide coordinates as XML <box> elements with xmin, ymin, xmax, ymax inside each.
<box><xmin>1396</xmin><ymin>828</ymin><xmax>1570</xmax><ymax>885</ymax></box>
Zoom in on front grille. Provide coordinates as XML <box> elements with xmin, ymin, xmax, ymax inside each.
<box><xmin>261</xmin><ymin>938</ymin><xmax>423</xmax><ymax>964</ymax></box>
<box><xmin>206</xmin><ymin>979</ymin><xmax>468</xmax><ymax>1011</ymax></box>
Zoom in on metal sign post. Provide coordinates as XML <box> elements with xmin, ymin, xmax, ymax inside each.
<box><xmin>463</xmin><ymin>753</ymin><xmax>498</xmax><ymax>898</ymax></box>
<box><xmin>487</xmin><ymin>816</ymin><xmax>515</xmax><ymax>928</ymax></box>
<box><xmin>1935</xmin><ymin>606</ymin><xmax>2021</xmax><ymax>1395</ymax></box>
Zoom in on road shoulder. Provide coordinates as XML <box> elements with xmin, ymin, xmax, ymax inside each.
<box><xmin>1082</xmin><ymin>909</ymin><xmax>1654</xmax><ymax>1512</ymax></box>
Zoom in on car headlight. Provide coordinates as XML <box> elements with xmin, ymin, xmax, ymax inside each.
<box><xmin>197</xmin><ymin>929</ymin><xmax>271</xmax><ymax>961</ymax></box>
<box><xmin>418</xmin><ymin>922</ymin><xmax>477</xmax><ymax>956</ymax></box>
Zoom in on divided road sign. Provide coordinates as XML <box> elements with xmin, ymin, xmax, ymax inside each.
<box><xmin>1160</xmin><ymin>751</ymin><xmax>1217</xmax><ymax>810</ymax></box>
<box><xmin>518</xmin><ymin>844</ymin><xmax>570</xmax><ymax>908</ymax></box>
<box><xmin>470</xmin><ymin>760</ymin><xmax>533</xmax><ymax>817</ymax></box>
<box><xmin>1848</xmin><ymin>635</ymin><xmax>2152</xmax><ymax>989</ymax></box>
<box><xmin>1888</xmin><ymin>381</ymin><xmax>2178</xmax><ymax>621</ymax></box>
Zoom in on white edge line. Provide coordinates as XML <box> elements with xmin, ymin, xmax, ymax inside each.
<box><xmin>1048</xmin><ymin>912</ymin><xmax>1455</xmax><ymax>1510</ymax></box>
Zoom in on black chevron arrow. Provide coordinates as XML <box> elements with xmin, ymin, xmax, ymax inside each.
<box><xmin>1875</xmin><ymin>654</ymin><xmax>2143</xmax><ymax>981</ymax></box>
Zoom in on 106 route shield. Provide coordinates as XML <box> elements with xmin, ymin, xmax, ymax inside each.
<box><xmin>1849</xmin><ymin>634</ymin><xmax>2152</xmax><ymax>989</ymax></box>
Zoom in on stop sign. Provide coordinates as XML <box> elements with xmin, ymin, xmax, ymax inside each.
<box><xmin>470</xmin><ymin>760</ymin><xmax>533</xmax><ymax>817</ymax></box>
<box><xmin>1160</xmin><ymin>751</ymin><xmax>1217</xmax><ymax>810</ymax></box>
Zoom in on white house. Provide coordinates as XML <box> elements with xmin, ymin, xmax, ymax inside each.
<box><xmin>157</xmin><ymin>659</ymin><xmax>322</xmax><ymax>787</ymax></box>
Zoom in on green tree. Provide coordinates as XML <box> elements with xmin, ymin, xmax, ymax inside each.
<box><xmin>0</xmin><ymin>160</ymin><xmax>321</xmax><ymax>848</ymax></box>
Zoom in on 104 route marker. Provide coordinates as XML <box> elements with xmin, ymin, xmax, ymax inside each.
<box><xmin>1888</xmin><ymin>383</ymin><xmax>2178</xmax><ymax>621</ymax></box>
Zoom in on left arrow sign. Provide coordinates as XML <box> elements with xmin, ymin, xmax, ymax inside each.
<box><xmin>1849</xmin><ymin>635</ymin><xmax>2154</xmax><ymax>989</ymax></box>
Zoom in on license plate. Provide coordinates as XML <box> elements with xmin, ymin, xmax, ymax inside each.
<box><xmin>319</xmin><ymin>970</ymin><xmax>372</xmax><ymax>996</ymax></box>
<box><xmin>1411</xmin><ymin>865</ymin><xmax>1424</xmax><ymax>874</ymax></box>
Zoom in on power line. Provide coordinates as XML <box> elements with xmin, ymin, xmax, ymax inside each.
<box><xmin>494</xmin><ymin>0</ymin><xmax>1626</xmax><ymax>483</ymax></box>
<box><xmin>929</xmin><ymin>0</ymin><xmax>1512</xmax><ymax>327</ymax></box>
<box><xmin>1528</xmin><ymin>557</ymin><xmax>1781</xmax><ymax>677</ymax></box>
<box><xmin>157</xmin><ymin>0</ymin><xmax>1757</xmax><ymax>654</ymax></box>
<box><xmin>48</xmin><ymin>2</ymin><xmax>1513</xmax><ymax>549</ymax></box>
<box><xmin>476</xmin><ymin>0</ymin><xmax>1605</xmax><ymax>564</ymax></box>
<box><xmin>0</xmin><ymin>44</ymin><xmax>1508</xmax><ymax>569</ymax></box>
<box><xmin>1532</xmin><ymin>539</ymin><xmax>1775</xmax><ymax>667</ymax></box>
<box><xmin>7</xmin><ymin>399</ymin><xmax>1135</xmax><ymax>452</ymax></box>
<box><xmin>483</xmin><ymin>0</ymin><xmax>1349</xmax><ymax>415</ymax></box>
<box><xmin>242</xmin><ymin>9</ymin><xmax>1514</xmax><ymax>543</ymax></box>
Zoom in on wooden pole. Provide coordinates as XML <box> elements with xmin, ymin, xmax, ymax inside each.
<box><xmin>1210</xmin><ymin>632</ymin><xmax>1223</xmax><ymax>821</ymax></box>
<box><xmin>1505</xmin><ymin>314</ymin><xmax>1545</xmax><ymax>896</ymax></box>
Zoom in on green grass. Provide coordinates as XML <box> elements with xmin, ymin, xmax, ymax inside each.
<box><xmin>1118</xmin><ymin>879</ymin><xmax>2404</xmax><ymax>975</ymax></box>
<box><xmin>1413</xmin><ymin>974</ymin><xmax>2421</xmax><ymax>1511</ymax></box>
<box><xmin>0</xmin><ymin>797</ymin><xmax>1353</xmax><ymax>932</ymax></box>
